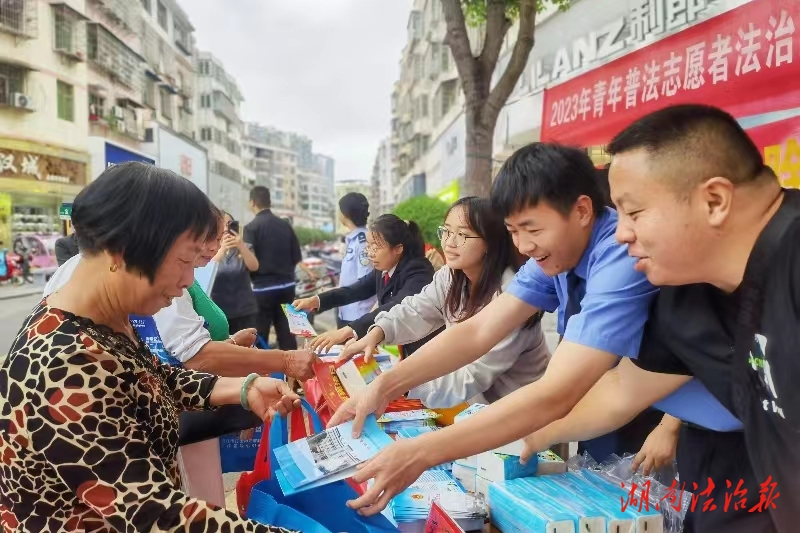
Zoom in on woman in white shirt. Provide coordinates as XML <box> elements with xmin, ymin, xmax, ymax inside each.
<box><xmin>341</xmin><ymin>197</ymin><xmax>551</xmax><ymax>408</ymax></box>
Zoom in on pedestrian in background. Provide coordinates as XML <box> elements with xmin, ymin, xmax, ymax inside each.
<box><xmin>244</xmin><ymin>186</ymin><xmax>315</xmax><ymax>350</ymax></box>
<box><xmin>54</xmin><ymin>230</ymin><xmax>79</xmax><ymax>266</ymax></box>
<box><xmin>335</xmin><ymin>192</ymin><xmax>376</xmax><ymax>328</ymax></box>
<box><xmin>211</xmin><ymin>211</ymin><xmax>260</xmax><ymax>333</ymax></box>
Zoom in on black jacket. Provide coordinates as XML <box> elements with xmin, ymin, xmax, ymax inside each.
<box><xmin>318</xmin><ymin>255</ymin><xmax>442</xmax><ymax>356</ymax></box>
<box><xmin>54</xmin><ymin>234</ymin><xmax>79</xmax><ymax>266</ymax></box>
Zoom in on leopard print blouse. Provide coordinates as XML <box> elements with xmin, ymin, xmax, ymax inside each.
<box><xmin>0</xmin><ymin>303</ymin><xmax>296</xmax><ymax>533</ymax></box>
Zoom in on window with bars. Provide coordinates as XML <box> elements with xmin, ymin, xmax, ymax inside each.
<box><xmin>0</xmin><ymin>64</ymin><xmax>25</xmax><ymax>105</ymax></box>
<box><xmin>89</xmin><ymin>93</ymin><xmax>105</xmax><ymax>118</ymax></box>
<box><xmin>200</xmin><ymin>127</ymin><xmax>212</xmax><ymax>141</ymax></box>
<box><xmin>57</xmin><ymin>81</ymin><xmax>74</xmax><ymax>121</ymax></box>
<box><xmin>0</xmin><ymin>0</ymin><xmax>25</xmax><ymax>35</ymax></box>
<box><xmin>198</xmin><ymin>60</ymin><xmax>209</xmax><ymax>75</ymax></box>
<box><xmin>157</xmin><ymin>1</ymin><xmax>167</xmax><ymax>31</ymax></box>
<box><xmin>200</xmin><ymin>93</ymin><xmax>211</xmax><ymax>108</ymax></box>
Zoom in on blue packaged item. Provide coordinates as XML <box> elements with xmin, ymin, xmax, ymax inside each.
<box><xmin>131</xmin><ymin>315</ymin><xmax>184</xmax><ymax>367</ymax></box>
<box><xmin>489</xmin><ymin>480</ymin><xmax>577</xmax><ymax>533</ymax></box>
<box><xmin>570</xmin><ymin>471</ymin><xmax>664</xmax><ymax>533</ymax></box>
<box><xmin>476</xmin><ymin>451</ymin><xmax>538</xmax><ymax>482</ymax></box>
<box><xmin>537</xmin><ymin>474</ymin><xmax>636</xmax><ymax>533</ymax></box>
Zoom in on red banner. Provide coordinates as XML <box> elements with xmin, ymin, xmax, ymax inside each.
<box><xmin>541</xmin><ymin>0</ymin><xmax>800</xmax><ymax>146</ymax></box>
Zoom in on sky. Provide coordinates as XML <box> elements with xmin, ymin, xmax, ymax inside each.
<box><xmin>183</xmin><ymin>0</ymin><xmax>413</xmax><ymax>182</ymax></box>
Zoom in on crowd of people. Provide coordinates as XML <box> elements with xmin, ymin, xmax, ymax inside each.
<box><xmin>0</xmin><ymin>103</ymin><xmax>796</xmax><ymax>533</ymax></box>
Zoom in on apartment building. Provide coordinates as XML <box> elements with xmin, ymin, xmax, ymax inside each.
<box><xmin>0</xmin><ymin>0</ymin><xmax>92</xmax><ymax>247</ymax></box>
<box><xmin>370</xmin><ymin>137</ymin><xmax>394</xmax><ymax>218</ymax></box>
<box><xmin>195</xmin><ymin>51</ymin><xmax>250</xmax><ymax>220</ymax></box>
<box><xmin>242</xmin><ymin>123</ymin><xmax>335</xmax><ymax>229</ymax></box>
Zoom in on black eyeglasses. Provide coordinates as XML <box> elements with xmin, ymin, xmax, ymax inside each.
<box><xmin>437</xmin><ymin>226</ymin><xmax>480</xmax><ymax>247</ymax></box>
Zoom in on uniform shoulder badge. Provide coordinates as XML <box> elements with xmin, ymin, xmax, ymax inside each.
<box><xmin>359</xmin><ymin>248</ymin><xmax>371</xmax><ymax>266</ymax></box>
<box><xmin>357</xmin><ymin>232</ymin><xmax>367</xmax><ymax>243</ymax></box>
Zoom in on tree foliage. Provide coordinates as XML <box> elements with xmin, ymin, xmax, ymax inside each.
<box><xmin>461</xmin><ymin>0</ymin><xmax>571</xmax><ymax>26</ymax></box>
<box><xmin>294</xmin><ymin>226</ymin><xmax>336</xmax><ymax>246</ymax></box>
<box><xmin>392</xmin><ymin>195</ymin><xmax>451</xmax><ymax>247</ymax></box>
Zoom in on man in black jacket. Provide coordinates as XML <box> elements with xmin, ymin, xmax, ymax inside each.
<box><xmin>244</xmin><ymin>186</ymin><xmax>315</xmax><ymax>350</ymax></box>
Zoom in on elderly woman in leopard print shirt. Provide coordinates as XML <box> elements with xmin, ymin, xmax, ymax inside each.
<box><xmin>0</xmin><ymin>163</ymin><xmax>300</xmax><ymax>533</ymax></box>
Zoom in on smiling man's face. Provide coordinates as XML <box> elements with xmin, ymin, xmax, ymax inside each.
<box><xmin>504</xmin><ymin>196</ymin><xmax>594</xmax><ymax>277</ymax></box>
<box><xmin>610</xmin><ymin>148</ymin><xmax>711</xmax><ymax>286</ymax></box>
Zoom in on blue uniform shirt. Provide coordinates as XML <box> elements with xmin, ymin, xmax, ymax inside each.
<box><xmin>506</xmin><ymin>207</ymin><xmax>742</xmax><ymax>431</ymax></box>
<box><xmin>338</xmin><ymin>227</ymin><xmax>376</xmax><ymax>322</ymax></box>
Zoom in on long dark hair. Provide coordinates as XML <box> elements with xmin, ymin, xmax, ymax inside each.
<box><xmin>444</xmin><ymin>197</ymin><xmax>543</xmax><ymax>328</ymax></box>
<box><xmin>370</xmin><ymin>214</ymin><xmax>425</xmax><ymax>259</ymax></box>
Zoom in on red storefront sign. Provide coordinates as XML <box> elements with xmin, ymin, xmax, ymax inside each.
<box><xmin>541</xmin><ymin>0</ymin><xmax>800</xmax><ymax>146</ymax></box>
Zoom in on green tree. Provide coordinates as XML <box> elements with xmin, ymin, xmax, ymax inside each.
<box><xmin>393</xmin><ymin>195</ymin><xmax>451</xmax><ymax>247</ymax></box>
<box><xmin>444</xmin><ymin>0</ymin><xmax>570</xmax><ymax>197</ymax></box>
<box><xmin>294</xmin><ymin>226</ymin><xmax>336</xmax><ymax>246</ymax></box>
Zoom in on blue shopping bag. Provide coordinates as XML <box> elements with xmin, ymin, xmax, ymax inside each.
<box><xmin>246</xmin><ymin>398</ymin><xmax>399</xmax><ymax>533</ymax></box>
<box><xmin>246</xmin><ymin>490</ymin><xmax>331</xmax><ymax>533</ymax></box>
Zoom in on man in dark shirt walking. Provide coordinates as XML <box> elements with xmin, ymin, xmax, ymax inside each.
<box><xmin>244</xmin><ymin>186</ymin><xmax>311</xmax><ymax>350</ymax></box>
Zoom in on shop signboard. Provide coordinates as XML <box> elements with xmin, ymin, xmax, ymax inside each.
<box><xmin>59</xmin><ymin>203</ymin><xmax>72</xmax><ymax>220</ymax></box>
<box><xmin>0</xmin><ymin>149</ymin><xmax>87</xmax><ymax>186</ymax></box>
<box><xmin>541</xmin><ymin>0</ymin><xmax>800</xmax><ymax>146</ymax></box>
<box><xmin>154</xmin><ymin>126</ymin><xmax>209</xmax><ymax>194</ymax></box>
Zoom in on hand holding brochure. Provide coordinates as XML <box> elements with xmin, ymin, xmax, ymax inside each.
<box><xmin>273</xmin><ymin>415</ymin><xmax>393</xmax><ymax>494</ymax></box>
<box><xmin>281</xmin><ymin>303</ymin><xmax>317</xmax><ymax>337</ymax></box>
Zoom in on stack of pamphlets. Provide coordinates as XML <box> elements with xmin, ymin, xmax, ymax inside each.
<box><xmin>312</xmin><ymin>358</ymin><xmax>424</xmax><ymax>412</ymax></box>
<box><xmin>272</xmin><ymin>415</ymin><xmax>393</xmax><ymax>495</ymax></box>
<box><xmin>390</xmin><ymin>470</ymin><xmax>486</xmax><ymax>533</ymax></box>
<box><xmin>281</xmin><ymin>304</ymin><xmax>317</xmax><ymax>337</ymax></box>
<box><xmin>378</xmin><ymin>409</ymin><xmax>441</xmax><ymax>434</ymax></box>
<box><xmin>487</xmin><ymin>472</ymin><xmax>664</xmax><ymax>533</ymax></box>
<box><xmin>335</xmin><ymin>354</ymin><xmax>383</xmax><ymax>396</ymax></box>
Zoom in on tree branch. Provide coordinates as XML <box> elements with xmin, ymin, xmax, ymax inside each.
<box><xmin>442</xmin><ymin>0</ymin><xmax>479</xmax><ymax>100</ymax></box>
<box><xmin>479</xmin><ymin>0</ymin><xmax>511</xmax><ymax>81</ymax></box>
<box><xmin>484</xmin><ymin>0</ymin><xmax>538</xmax><ymax>121</ymax></box>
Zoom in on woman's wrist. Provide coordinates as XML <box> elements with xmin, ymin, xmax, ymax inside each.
<box><xmin>370</xmin><ymin>325</ymin><xmax>386</xmax><ymax>344</ymax></box>
<box><xmin>209</xmin><ymin>376</ymin><xmax>246</xmax><ymax>407</ymax></box>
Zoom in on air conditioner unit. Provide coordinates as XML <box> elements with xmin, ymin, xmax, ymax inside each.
<box><xmin>11</xmin><ymin>93</ymin><xmax>34</xmax><ymax>110</ymax></box>
<box><xmin>116</xmin><ymin>120</ymin><xmax>127</xmax><ymax>133</ymax></box>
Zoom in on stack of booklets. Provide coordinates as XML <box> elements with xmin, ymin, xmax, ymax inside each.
<box><xmin>390</xmin><ymin>470</ymin><xmax>486</xmax><ymax>533</ymax></box>
<box><xmin>377</xmin><ymin>409</ymin><xmax>441</xmax><ymax>434</ymax></box>
<box><xmin>487</xmin><ymin>471</ymin><xmax>664</xmax><ymax>533</ymax></box>
<box><xmin>272</xmin><ymin>415</ymin><xmax>393</xmax><ymax>495</ymax></box>
<box><xmin>312</xmin><ymin>357</ymin><xmax>425</xmax><ymax>412</ymax></box>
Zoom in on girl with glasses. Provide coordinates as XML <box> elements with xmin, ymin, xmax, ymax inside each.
<box><xmin>339</xmin><ymin>197</ymin><xmax>552</xmax><ymax>408</ymax></box>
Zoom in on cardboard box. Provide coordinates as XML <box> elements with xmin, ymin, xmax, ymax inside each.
<box><xmin>534</xmin><ymin>449</ymin><xmax>567</xmax><ymax>475</ymax></box>
<box><xmin>475</xmin><ymin>474</ymin><xmax>492</xmax><ymax>500</ymax></box>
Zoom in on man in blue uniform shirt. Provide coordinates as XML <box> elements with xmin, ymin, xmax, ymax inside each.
<box><xmin>336</xmin><ymin>192</ymin><xmax>376</xmax><ymax>328</ymax></box>
<box><xmin>325</xmin><ymin>142</ymin><xmax>745</xmax><ymax>517</ymax></box>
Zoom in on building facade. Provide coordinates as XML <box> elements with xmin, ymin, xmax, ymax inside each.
<box><xmin>370</xmin><ymin>138</ymin><xmax>395</xmax><ymax>219</ymax></box>
<box><xmin>242</xmin><ymin>123</ymin><xmax>335</xmax><ymax>229</ymax></box>
<box><xmin>195</xmin><ymin>51</ymin><xmax>249</xmax><ymax>221</ymax></box>
<box><xmin>0</xmin><ymin>0</ymin><xmax>91</xmax><ymax>248</ymax></box>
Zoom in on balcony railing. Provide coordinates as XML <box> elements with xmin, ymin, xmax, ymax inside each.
<box><xmin>213</xmin><ymin>90</ymin><xmax>240</xmax><ymax>126</ymax></box>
